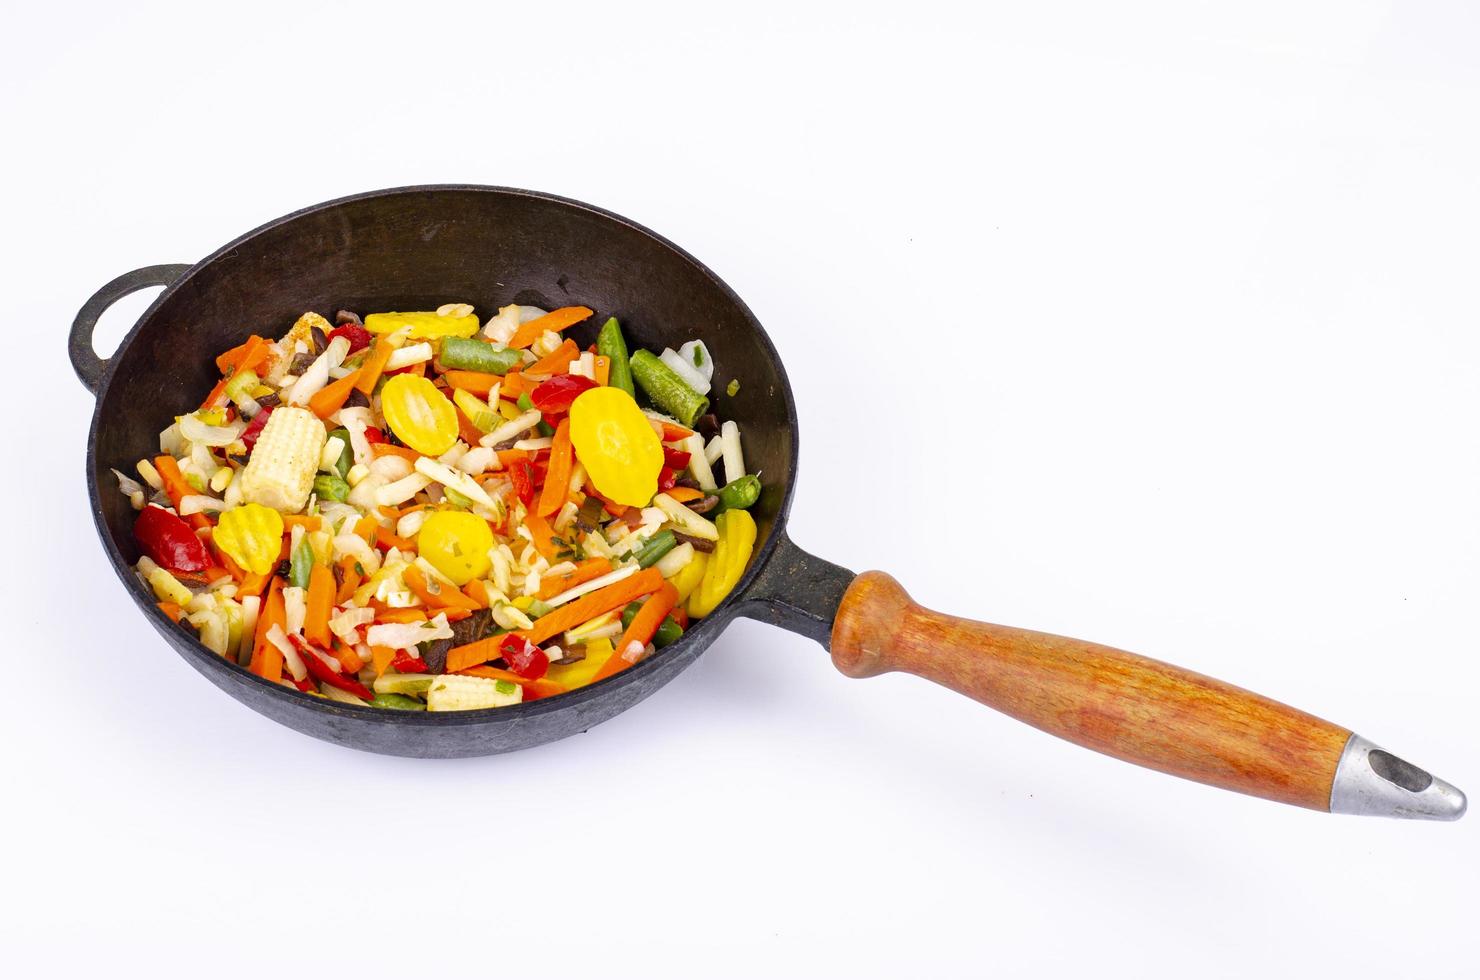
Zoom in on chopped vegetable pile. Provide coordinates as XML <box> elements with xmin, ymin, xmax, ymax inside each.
<box><xmin>117</xmin><ymin>303</ymin><xmax>761</xmax><ymax>711</ymax></box>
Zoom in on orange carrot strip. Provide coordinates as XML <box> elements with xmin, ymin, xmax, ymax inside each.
<box><xmin>370</xmin><ymin>443</ymin><xmax>423</xmax><ymax>464</ymax></box>
<box><xmin>448</xmin><ymin>569</ymin><xmax>664</xmax><ymax>672</ymax></box>
<box><xmin>355</xmin><ymin>339</ymin><xmax>394</xmax><ymax>395</ymax></box>
<box><xmin>376</xmin><ymin>608</ymin><xmax>430</xmax><ymax>624</ymax></box>
<box><xmin>335</xmin><ymin>556</ymin><xmax>362</xmax><ymax>604</ymax></box>
<box><xmin>375</xmin><ymin>526</ymin><xmax>417</xmax><ymax>552</ymax></box>
<box><xmin>536</xmin><ymin>557</ymin><xmax>614</xmax><ymax>601</ymax></box>
<box><xmin>305</xmin><ymin>563</ymin><xmax>335</xmax><ymax>648</ymax></box>
<box><xmin>249</xmin><ymin>578</ymin><xmax>286</xmax><ymax>682</ymax></box>
<box><xmin>216</xmin><ymin>335</ymin><xmax>270</xmax><ymax>375</ymax></box>
<box><xmin>498</xmin><ymin>371</ymin><xmax>526</xmax><ymax>399</ymax></box>
<box><xmin>526</xmin><ymin>338</ymin><xmax>580</xmax><ymax>376</ymax></box>
<box><xmin>593</xmin><ymin>355</ymin><xmax>610</xmax><ymax>387</ymax></box>
<box><xmin>665</xmin><ymin>486</ymin><xmax>704</xmax><ymax>504</ymax></box>
<box><xmin>523</xmin><ymin>512</ymin><xmax>560</xmax><ymax>563</ymax></box>
<box><xmin>353</xmin><ymin>515</ymin><xmax>379</xmax><ymax>544</ymax></box>
<box><xmin>370</xmin><ymin>645</ymin><xmax>396</xmax><ymax>677</ymax></box>
<box><xmin>496</xmin><ymin>449</ymin><xmax>532</xmax><ymax>468</ymax></box>
<box><xmin>333</xmin><ymin>640</ymin><xmax>364</xmax><ymax>674</ymax></box>
<box><xmin>443</xmin><ymin>370</ymin><xmax>503</xmax><ymax>397</ymax></box>
<box><xmin>403</xmin><ymin>566</ymin><xmax>480</xmax><ymax>612</ymax></box>
<box><xmin>595</xmin><ymin>581</ymin><xmax>679</xmax><ymax>681</ymax></box>
<box><xmin>307</xmin><ymin>368</ymin><xmax>363</xmax><ymax>419</ymax></box>
<box><xmin>454</xmin><ymin>405</ymin><xmax>484</xmax><ymax>445</ymax></box>
<box><xmin>456</xmin><ymin>665</ymin><xmax>567</xmax><ymax>700</ymax></box>
<box><xmin>283</xmin><ymin>515</ymin><xmax>322</xmax><ymax>531</ymax></box>
<box><xmin>153</xmin><ymin>455</ymin><xmax>212</xmax><ymax>530</ymax></box>
<box><xmin>238</xmin><ymin>571</ymin><xmax>270</xmax><ymax>599</ymax></box>
<box><xmin>536</xmin><ymin>419</ymin><xmax>572</xmax><ymax>518</ymax></box>
<box><xmin>463</xmin><ymin>578</ymin><xmax>491</xmax><ymax>608</ymax></box>
<box><xmin>508</xmin><ymin>306</ymin><xmax>593</xmax><ymax>351</ymax></box>
<box><xmin>658</xmin><ymin>421</ymin><xmax>694</xmax><ymax>442</ymax></box>
<box><xmin>157</xmin><ymin>601</ymin><xmax>183</xmax><ymax>623</ymax></box>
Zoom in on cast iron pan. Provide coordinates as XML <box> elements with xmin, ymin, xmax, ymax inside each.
<box><xmin>70</xmin><ymin>186</ymin><xmax>1464</xmax><ymax>820</ymax></box>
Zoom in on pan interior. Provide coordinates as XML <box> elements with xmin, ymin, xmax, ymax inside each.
<box><xmin>90</xmin><ymin>187</ymin><xmax>796</xmax><ymax>615</ymax></box>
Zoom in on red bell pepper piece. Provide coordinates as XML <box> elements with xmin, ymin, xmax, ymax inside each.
<box><xmin>497</xmin><ymin>633</ymin><xmax>549</xmax><ymax>679</ymax></box>
<box><xmin>662</xmin><ymin>446</ymin><xmax>691</xmax><ymax>469</ymax></box>
<box><xmin>327</xmin><ymin>322</ymin><xmax>372</xmax><ymax>353</ymax></box>
<box><xmin>657</xmin><ymin>467</ymin><xmax>679</xmax><ymax>493</ymax></box>
<box><xmin>134</xmin><ymin>505</ymin><xmax>212</xmax><ymax>573</ymax></box>
<box><xmin>363</xmin><ymin>426</ymin><xmax>385</xmax><ymax>444</ymax></box>
<box><xmin>390</xmin><ymin>651</ymin><xmax>431</xmax><ymax>674</ymax></box>
<box><xmin>240</xmin><ymin>405</ymin><xmax>274</xmax><ymax>453</ymax></box>
<box><xmin>529</xmin><ymin>374</ymin><xmax>598</xmax><ymax>413</ymax></box>
<box><xmin>510</xmin><ymin>461</ymin><xmax>535</xmax><ymax>506</ymax></box>
<box><xmin>291</xmin><ymin>635</ymin><xmax>376</xmax><ymax>700</ymax></box>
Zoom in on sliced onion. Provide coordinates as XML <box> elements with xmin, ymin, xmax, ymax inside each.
<box><xmin>659</xmin><ymin>348</ymin><xmax>711</xmax><ymax>395</ymax></box>
<box><xmin>111</xmin><ymin>467</ymin><xmax>145</xmax><ymax>498</ymax></box>
<box><xmin>179</xmin><ymin>413</ymin><xmax>246</xmax><ymax>447</ymax></box>
<box><xmin>678</xmin><ymin>340</ymin><xmax>715</xmax><ymax>383</ymax></box>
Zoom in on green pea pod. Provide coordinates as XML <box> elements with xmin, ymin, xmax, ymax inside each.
<box><xmin>440</xmin><ymin>337</ymin><xmax>523</xmax><ymax>375</ymax></box>
<box><xmin>326</xmin><ymin>428</ymin><xmax>354</xmax><ymax>478</ymax></box>
<box><xmin>620</xmin><ymin>601</ymin><xmax>684</xmax><ymax>647</ymax></box>
<box><xmin>597</xmin><ymin>317</ymin><xmax>636</xmax><ymax>397</ymax></box>
<box><xmin>289</xmin><ymin>537</ymin><xmax>315</xmax><ymax>589</ymax></box>
<box><xmin>370</xmin><ymin>693</ymin><xmax>426</xmax><ymax>711</ymax></box>
<box><xmin>632</xmin><ymin>529</ymin><xmax>677</xmax><ymax>569</ymax></box>
<box><xmin>313</xmin><ymin>474</ymin><xmax>350</xmax><ymax>503</ymax></box>
<box><xmin>713</xmin><ymin>474</ymin><xmax>761</xmax><ymax>514</ymax></box>
<box><xmin>629</xmin><ymin>350</ymin><xmax>708</xmax><ymax>427</ymax></box>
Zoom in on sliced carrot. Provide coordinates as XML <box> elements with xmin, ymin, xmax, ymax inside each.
<box><xmin>496</xmin><ymin>449</ymin><xmax>532</xmax><ymax>469</ymax></box>
<box><xmin>456</xmin><ymin>665</ymin><xmax>567</xmax><ymax>700</ymax></box>
<box><xmin>333</xmin><ymin>640</ymin><xmax>364</xmax><ymax>674</ymax></box>
<box><xmin>523</xmin><ymin>512</ymin><xmax>560</xmax><ymax>563</ymax></box>
<box><xmin>443</xmin><ymin>370</ymin><xmax>503</xmax><ymax>397</ymax></box>
<box><xmin>249</xmin><ymin>578</ymin><xmax>286</xmax><ymax>682</ymax></box>
<box><xmin>283</xmin><ymin>515</ymin><xmax>322</xmax><ymax>531</ymax></box>
<box><xmin>305</xmin><ymin>563</ymin><xmax>334</xmax><ymax>648</ymax></box>
<box><xmin>353</xmin><ymin>515</ymin><xmax>379</xmax><ymax>544</ymax></box>
<box><xmin>376</xmin><ymin>608</ymin><xmax>431</xmax><ymax>624</ymax></box>
<box><xmin>154</xmin><ymin>455</ymin><xmax>211</xmax><ymax>529</ymax></box>
<box><xmin>370</xmin><ymin>443</ymin><xmax>423</xmax><ymax>464</ymax></box>
<box><xmin>157</xmin><ymin>601</ymin><xmax>183</xmax><ymax>623</ymax></box>
<box><xmin>593</xmin><ymin>355</ymin><xmax>610</xmax><ymax>387</ymax></box>
<box><xmin>214</xmin><ymin>337</ymin><xmax>255</xmax><ymax>374</ymax></box>
<box><xmin>403</xmin><ymin>566</ymin><xmax>480</xmax><ymax>612</ymax></box>
<box><xmin>335</xmin><ymin>556</ymin><xmax>362</xmax><ymax>604</ymax></box>
<box><xmin>583</xmin><ymin>484</ymin><xmax>629</xmax><ymax>519</ymax></box>
<box><xmin>307</xmin><ymin>368</ymin><xmax>363</xmax><ymax>419</ymax></box>
<box><xmin>536</xmin><ymin>419</ymin><xmax>572</xmax><ymax>518</ymax></box>
<box><xmin>199</xmin><ymin>375</ymin><xmax>231</xmax><ymax>411</ymax></box>
<box><xmin>508</xmin><ymin>306</ymin><xmax>593</xmax><ymax>351</ymax></box>
<box><xmin>448</xmin><ymin>569</ymin><xmax>664</xmax><ymax>672</ymax></box>
<box><xmin>595</xmin><ymin>581</ymin><xmax>679</xmax><ymax>681</ymax></box>
<box><xmin>463</xmin><ymin>578</ymin><xmax>491</xmax><ymax>608</ymax></box>
<box><xmin>355</xmin><ymin>339</ymin><xmax>395</xmax><ymax>395</ymax></box>
<box><xmin>375</xmin><ymin>526</ymin><xmax>417</xmax><ymax>552</ymax></box>
<box><xmin>454</xmin><ymin>405</ymin><xmax>484</xmax><ymax>445</ymax></box>
<box><xmin>665</xmin><ymin>486</ymin><xmax>704</xmax><ymax>504</ymax></box>
<box><xmin>526</xmin><ymin>338</ymin><xmax>580</xmax><ymax>376</ymax></box>
<box><xmin>370</xmin><ymin>645</ymin><xmax>396</xmax><ymax>677</ymax></box>
<box><xmin>216</xmin><ymin>335</ymin><xmax>271</xmax><ymax>375</ymax></box>
<box><xmin>498</xmin><ymin>371</ymin><xmax>527</xmax><ymax>399</ymax></box>
<box><xmin>658</xmin><ymin>420</ymin><xmax>694</xmax><ymax>442</ymax></box>
<box><xmin>238</xmin><ymin>571</ymin><xmax>270</xmax><ymax>599</ymax></box>
<box><xmin>536</xmin><ymin>557</ymin><xmax>614</xmax><ymax>601</ymax></box>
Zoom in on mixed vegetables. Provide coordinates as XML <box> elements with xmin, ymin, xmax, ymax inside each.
<box><xmin>115</xmin><ymin>303</ymin><xmax>760</xmax><ymax>711</ymax></box>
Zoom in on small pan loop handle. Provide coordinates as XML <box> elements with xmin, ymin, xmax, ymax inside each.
<box><xmin>70</xmin><ymin>264</ymin><xmax>191</xmax><ymax>395</ymax></box>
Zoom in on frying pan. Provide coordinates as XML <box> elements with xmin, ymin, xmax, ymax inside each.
<box><xmin>70</xmin><ymin>185</ymin><xmax>1465</xmax><ymax>820</ymax></box>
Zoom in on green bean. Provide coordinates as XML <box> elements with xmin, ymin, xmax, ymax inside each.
<box><xmin>632</xmin><ymin>530</ymin><xmax>677</xmax><ymax>569</ymax></box>
<box><xmin>629</xmin><ymin>350</ymin><xmax>709</xmax><ymax>427</ymax></box>
<box><xmin>369</xmin><ymin>693</ymin><xmax>426</xmax><ymax>711</ymax></box>
<box><xmin>524</xmin><ymin>598</ymin><xmax>555</xmax><ymax>619</ymax></box>
<box><xmin>620</xmin><ymin>601</ymin><xmax>684</xmax><ymax>647</ymax></box>
<box><xmin>597</xmin><ymin>317</ymin><xmax>636</xmax><ymax>397</ymax></box>
<box><xmin>325</xmin><ymin>428</ymin><xmax>354</xmax><ymax>478</ymax></box>
<box><xmin>713</xmin><ymin>474</ymin><xmax>761</xmax><ymax>514</ymax></box>
<box><xmin>289</xmin><ymin>537</ymin><xmax>315</xmax><ymax>589</ymax></box>
<box><xmin>439</xmin><ymin>337</ymin><xmax>523</xmax><ymax>374</ymax></box>
<box><xmin>313</xmin><ymin>474</ymin><xmax>350</xmax><ymax>503</ymax></box>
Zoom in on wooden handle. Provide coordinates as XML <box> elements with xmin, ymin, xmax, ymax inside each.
<box><xmin>831</xmin><ymin>572</ymin><xmax>1352</xmax><ymax>810</ymax></box>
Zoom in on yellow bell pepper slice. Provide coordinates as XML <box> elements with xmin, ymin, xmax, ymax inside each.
<box><xmin>363</xmin><ymin>311</ymin><xmax>480</xmax><ymax>340</ymax></box>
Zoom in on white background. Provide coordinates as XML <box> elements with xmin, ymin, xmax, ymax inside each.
<box><xmin>3</xmin><ymin>2</ymin><xmax>1476</xmax><ymax>976</ymax></box>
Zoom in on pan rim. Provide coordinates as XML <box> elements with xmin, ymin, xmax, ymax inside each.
<box><xmin>85</xmin><ymin>183</ymin><xmax>800</xmax><ymax>729</ymax></box>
